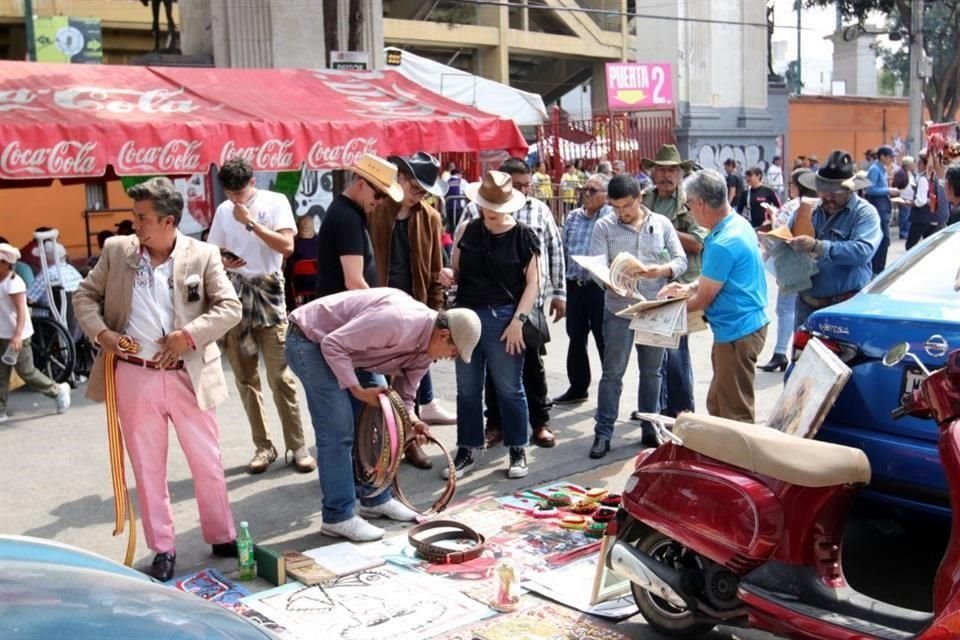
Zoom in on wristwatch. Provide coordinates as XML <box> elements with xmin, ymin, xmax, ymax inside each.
<box><xmin>245</xmin><ymin>221</ymin><xmax>256</xmax><ymax>232</ymax></box>
<box><xmin>514</xmin><ymin>312</ymin><xmax>528</xmax><ymax>323</ymax></box>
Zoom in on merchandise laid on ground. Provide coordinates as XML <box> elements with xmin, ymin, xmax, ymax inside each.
<box><xmin>167</xmin><ymin>482</ymin><xmax>636</xmax><ymax>640</ymax></box>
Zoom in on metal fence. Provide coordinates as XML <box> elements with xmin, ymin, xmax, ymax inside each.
<box><xmin>535</xmin><ymin>106</ymin><xmax>676</xmax><ymax>181</ymax></box>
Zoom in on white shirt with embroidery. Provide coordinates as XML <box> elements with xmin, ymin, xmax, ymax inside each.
<box><xmin>125</xmin><ymin>248</ymin><xmax>177</xmax><ymax>361</ymax></box>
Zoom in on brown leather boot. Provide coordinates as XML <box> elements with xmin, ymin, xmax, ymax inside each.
<box><xmin>404</xmin><ymin>441</ymin><xmax>433</xmax><ymax>469</ymax></box>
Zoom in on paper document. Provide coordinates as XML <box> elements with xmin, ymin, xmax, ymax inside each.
<box><xmin>614</xmin><ymin>296</ymin><xmax>698</xmax><ymax>346</ymax></box>
<box><xmin>572</xmin><ymin>254</ymin><xmax>643</xmax><ymax>299</ymax></box>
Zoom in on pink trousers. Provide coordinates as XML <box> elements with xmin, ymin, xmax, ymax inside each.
<box><xmin>115</xmin><ymin>362</ymin><xmax>235</xmax><ymax>554</ymax></box>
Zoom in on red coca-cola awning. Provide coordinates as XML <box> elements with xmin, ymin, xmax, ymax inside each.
<box><xmin>0</xmin><ymin>61</ymin><xmax>528</xmax><ymax>181</ymax></box>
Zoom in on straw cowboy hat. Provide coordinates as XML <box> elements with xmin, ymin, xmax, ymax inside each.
<box><xmin>351</xmin><ymin>153</ymin><xmax>404</xmax><ymax>203</ymax></box>
<box><xmin>798</xmin><ymin>149</ymin><xmax>871</xmax><ymax>193</ymax></box>
<box><xmin>387</xmin><ymin>152</ymin><xmax>448</xmax><ymax>198</ymax></box>
<box><xmin>641</xmin><ymin>144</ymin><xmax>695</xmax><ymax>172</ymax></box>
<box><xmin>464</xmin><ymin>170</ymin><xmax>526</xmax><ymax>214</ymax></box>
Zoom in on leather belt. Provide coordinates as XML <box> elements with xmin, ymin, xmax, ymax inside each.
<box><xmin>119</xmin><ymin>355</ymin><xmax>184</xmax><ymax>371</ymax></box>
<box><xmin>288</xmin><ymin>322</ymin><xmax>307</xmax><ymax>339</ymax></box>
<box><xmin>407</xmin><ymin>520</ymin><xmax>486</xmax><ymax>564</ymax></box>
<box><xmin>800</xmin><ymin>290</ymin><xmax>858</xmax><ymax>310</ymax></box>
<box><xmin>354</xmin><ymin>389</ymin><xmax>457</xmax><ymax>515</ymax></box>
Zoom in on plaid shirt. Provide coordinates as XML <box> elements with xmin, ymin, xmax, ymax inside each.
<box><xmin>563</xmin><ymin>204</ymin><xmax>612</xmax><ymax>282</ymax></box>
<box><xmin>590</xmin><ymin>208</ymin><xmax>687</xmax><ymax>314</ymax></box>
<box><xmin>464</xmin><ymin>197</ymin><xmax>566</xmax><ymax>301</ymax></box>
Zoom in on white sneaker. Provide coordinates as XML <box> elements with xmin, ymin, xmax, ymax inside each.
<box><xmin>419</xmin><ymin>400</ymin><xmax>457</xmax><ymax>425</ymax></box>
<box><xmin>55</xmin><ymin>383</ymin><xmax>71</xmax><ymax>414</ymax></box>
<box><xmin>0</xmin><ymin>413</ymin><xmax>8</xmax><ymax>424</ymax></box>
<box><xmin>358</xmin><ymin>499</ymin><xmax>418</xmax><ymax>522</ymax></box>
<box><xmin>320</xmin><ymin>516</ymin><xmax>385</xmax><ymax>542</ymax></box>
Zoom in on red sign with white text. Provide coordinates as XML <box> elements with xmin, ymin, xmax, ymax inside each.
<box><xmin>0</xmin><ymin>62</ymin><xmax>527</xmax><ymax>180</ymax></box>
<box><xmin>605</xmin><ymin>62</ymin><xmax>674</xmax><ymax>111</ymax></box>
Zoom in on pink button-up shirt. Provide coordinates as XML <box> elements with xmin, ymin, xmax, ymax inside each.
<box><xmin>288</xmin><ymin>288</ymin><xmax>437</xmax><ymax>414</ymax></box>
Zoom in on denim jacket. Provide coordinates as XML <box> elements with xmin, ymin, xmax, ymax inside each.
<box><xmin>865</xmin><ymin>161</ymin><xmax>893</xmax><ymax>217</ymax></box>
<box><xmin>790</xmin><ymin>193</ymin><xmax>882</xmax><ymax>298</ymax></box>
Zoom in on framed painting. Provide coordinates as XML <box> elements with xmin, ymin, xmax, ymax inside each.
<box><xmin>766</xmin><ymin>337</ymin><xmax>851</xmax><ymax>439</ymax></box>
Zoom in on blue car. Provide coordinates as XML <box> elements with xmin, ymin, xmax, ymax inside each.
<box><xmin>793</xmin><ymin>223</ymin><xmax>960</xmax><ymax>520</ymax></box>
<box><xmin>0</xmin><ymin>535</ymin><xmax>278</xmax><ymax>639</ymax></box>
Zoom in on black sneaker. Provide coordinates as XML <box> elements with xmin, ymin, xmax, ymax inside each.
<box><xmin>553</xmin><ymin>389</ymin><xmax>589</xmax><ymax>405</ymax></box>
<box><xmin>507</xmin><ymin>447</ymin><xmax>528</xmax><ymax>479</ymax></box>
<box><xmin>442</xmin><ymin>447</ymin><xmax>475</xmax><ymax>480</ymax></box>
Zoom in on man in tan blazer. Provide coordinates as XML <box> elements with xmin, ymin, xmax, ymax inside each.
<box><xmin>74</xmin><ymin>177</ymin><xmax>242</xmax><ymax>582</ymax></box>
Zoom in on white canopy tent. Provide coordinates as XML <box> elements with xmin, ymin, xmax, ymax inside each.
<box><xmin>385</xmin><ymin>47</ymin><xmax>548</xmax><ymax>126</ymax></box>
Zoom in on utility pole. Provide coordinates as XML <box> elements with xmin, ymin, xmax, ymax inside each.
<box><xmin>796</xmin><ymin>0</ymin><xmax>802</xmax><ymax>94</ymax></box>
<box><xmin>907</xmin><ymin>0</ymin><xmax>924</xmax><ymax>154</ymax></box>
<box><xmin>23</xmin><ymin>0</ymin><xmax>36</xmax><ymax>61</ymax></box>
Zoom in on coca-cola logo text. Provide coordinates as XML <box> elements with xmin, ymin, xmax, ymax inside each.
<box><xmin>117</xmin><ymin>140</ymin><xmax>203</xmax><ymax>173</ymax></box>
<box><xmin>307</xmin><ymin>137</ymin><xmax>378</xmax><ymax>168</ymax></box>
<box><xmin>0</xmin><ymin>140</ymin><xmax>97</xmax><ymax>177</ymax></box>
<box><xmin>219</xmin><ymin>139</ymin><xmax>295</xmax><ymax>170</ymax></box>
<box><xmin>55</xmin><ymin>87</ymin><xmax>199</xmax><ymax>114</ymax></box>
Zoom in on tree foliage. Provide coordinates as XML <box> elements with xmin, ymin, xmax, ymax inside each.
<box><xmin>805</xmin><ymin>0</ymin><xmax>959</xmax><ymax>121</ymax></box>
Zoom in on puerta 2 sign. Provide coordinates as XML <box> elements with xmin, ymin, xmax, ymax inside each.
<box><xmin>605</xmin><ymin>62</ymin><xmax>673</xmax><ymax>111</ymax></box>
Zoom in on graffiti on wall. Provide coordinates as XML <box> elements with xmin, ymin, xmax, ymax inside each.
<box><xmin>695</xmin><ymin>144</ymin><xmax>771</xmax><ymax>174</ymax></box>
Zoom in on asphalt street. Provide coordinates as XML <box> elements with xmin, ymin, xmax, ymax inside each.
<box><xmin>2</xmin><ymin>239</ymin><xmax>940</xmax><ymax>639</ymax></box>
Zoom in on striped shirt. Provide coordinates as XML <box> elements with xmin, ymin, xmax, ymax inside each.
<box><xmin>589</xmin><ymin>208</ymin><xmax>688</xmax><ymax>314</ymax></box>
<box><xmin>563</xmin><ymin>204</ymin><xmax>612</xmax><ymax>282</ymax></box>
<box><xmin>464</xmin><ymin>196</ymin><xmax>566</xmax><ymax>301</ymax></box>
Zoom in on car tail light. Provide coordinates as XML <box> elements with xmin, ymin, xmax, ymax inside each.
<box><xmin>792</xmin><ymin>327</ymin><xmax>860</xmax><ymax>363</ymax></box>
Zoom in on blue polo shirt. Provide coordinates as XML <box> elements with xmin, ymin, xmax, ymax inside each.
<box><xmin>701</xmin><ymin>212</ymin><xmax>769</xmax><ymax>343</ymax></box>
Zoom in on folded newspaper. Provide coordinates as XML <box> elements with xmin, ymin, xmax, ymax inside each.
<box><xmin>573</xmin><ymin>254</ymin><xmax>704</xmax><ymax>347</ymax></box>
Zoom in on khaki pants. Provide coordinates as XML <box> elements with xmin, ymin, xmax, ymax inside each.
<box><xmin>0</xmin><ymin>338</ymin><xmax>59</xmax><ymax>411</ymax></box>
<box><xmin>223</xmin><ymin>321</ymin><xmax>305</xmax><ymax>452</ymax></box>
<box><xmin>706</xmin><ymin>325</ymin><xmax>768</xmax><ymax>423</ymax></box>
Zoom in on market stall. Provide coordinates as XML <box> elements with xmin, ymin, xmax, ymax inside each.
<box><xmin>0</xmin><ymin>60</ymin><xmax>527</xmax><ymax>183</ymax></box>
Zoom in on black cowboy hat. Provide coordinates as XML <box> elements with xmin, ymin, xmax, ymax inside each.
<box><xmin>798</xmin><ymin>149</ymin><xmax>871</xmax><ymax>193</ymax></box>
<box><xmin>387</xmin><ymin>152</ymin><xmax>448</xmax><ymax>198</ymax></box>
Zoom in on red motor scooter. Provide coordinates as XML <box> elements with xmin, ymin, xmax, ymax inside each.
<box><xmin>609</xmin><ymin>343</ymin><xmax>960</xmax><ymax>640</ymax></box>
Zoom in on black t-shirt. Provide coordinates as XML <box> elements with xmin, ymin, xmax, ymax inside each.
<box><xmin>388</xmin><ymin>217</ymin><xmax>413</xmax><ymax>294</ymax></box>
<box><xmin>738</xmin><ymin>185</ymin><xmax>781</xmax><ymax>228</ymax></box>
<box><xmin>726</xmin><ymin>173</ymin><xmax>744</xmax><ymax>204</ymax></box>
<box><xmin>315</xmin><ymin>194</ymin><xmax>379</xmax><ymax>297</ymax></box>
<box><xmin>455</xmin><ymin>218</ymin><xmax>541</xmax><ymax>308</ymax></box>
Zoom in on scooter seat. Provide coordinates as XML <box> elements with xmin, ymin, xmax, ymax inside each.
<box><xmin>672</xmin><ymin>413</ymin><xmax>871</xmax><ymax>488</ymax></box>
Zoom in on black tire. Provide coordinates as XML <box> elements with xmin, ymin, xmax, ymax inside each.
<box><xmin>30</xmin><ymin>317</ymin><xmax>76</xmax><ymax>384</ymax></box>
<box><xmin>631</xmin><ymin>530</ymin><xmax>715</xmax><ymax>638</ymax></box>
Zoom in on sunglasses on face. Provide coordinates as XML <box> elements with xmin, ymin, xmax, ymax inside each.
<box><xmin>364</xmin><ymin>179</ymin><xmax>387</xmax><ymax>201</ymax></box>
<box><xmin>583</xmin><ymin>187</ymin><xmax>603</xmax><ymax>195</ymax></box>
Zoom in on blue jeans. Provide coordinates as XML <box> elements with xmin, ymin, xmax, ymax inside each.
<box><xmin>898</xmin><ymin>206</ymin><xmax>911</xmax><ymax>239</ymax></box>
<box><xmin>656</xmin><ymin>335</ymin><xmax>694</xmax><ymax>417</ymax></box>
<box><xmin>871</xmin><ymin>208</ymin><xmax>891</xmax><ymax>275</ymax></box>
<box><xmin>774</xmin><ymin>287</ymin><xmax>797</xmax><ymax>355</ymax></box>
<box><xmin>285</xmin><ymin>331</ymin><xmax>391</xmax><ymax>524</ymax></box>
<box><xmin>456</xmin><ymin>304</ymin><xmax>528</xmax><ymax>449</ymax></box>
<box><xmin>595</xmin><ymin>311</ymin><xmax>664</xmax><ymax>440</ymax></box>
<box><xmin>417</xmin><ymin>369</ymin><xmax>434</xmax><ymax>406</ymax></box>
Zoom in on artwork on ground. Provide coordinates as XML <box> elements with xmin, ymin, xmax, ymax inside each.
<box><xmin>242</xmin><ymin>566</ymin><xmax>488</xmax><ymax>640</ymax></box>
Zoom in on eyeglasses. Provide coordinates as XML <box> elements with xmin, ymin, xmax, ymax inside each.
<box><xmin>608</xmin><ymin>197</ymin><xmax>638</xmax><ymax>213</ymax></box>
<box><xmin>583</xmin><ymin>187</ymin><xmax>603</xmax><ymax>195</ymax></box>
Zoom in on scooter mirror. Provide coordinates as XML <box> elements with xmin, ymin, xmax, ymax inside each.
<box><xmin>883</xmin><ymin>342</ymin><xmax>910</xmax><ymax>367</ymax></box>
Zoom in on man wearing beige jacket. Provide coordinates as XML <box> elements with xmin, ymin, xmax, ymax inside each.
<box><xmin>74</xmin><ymin>177</ymin><xmax>242</xmax><ymax>582</ymax></box>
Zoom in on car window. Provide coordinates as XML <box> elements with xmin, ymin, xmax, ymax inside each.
<box><xmin>867</xmin><ymin>228</ymin><xmax>960</xmax><ymax>299</ymax></box>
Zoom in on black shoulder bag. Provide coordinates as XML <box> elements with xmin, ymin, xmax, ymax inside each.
<box><xmin>480</xmin><ymin>222</ymin><xmax>550</xmax><ymax>348</ymax></box>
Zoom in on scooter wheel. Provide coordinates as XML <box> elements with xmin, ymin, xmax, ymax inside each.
<box><xmin>632</xmin><ymin>530</ymin><xmax>715</xmax><ymax>638</ymax></box>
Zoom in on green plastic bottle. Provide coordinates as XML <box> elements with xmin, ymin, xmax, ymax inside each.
<box><xmin>237</xmin><ymin>521</ymin><xmax>255</xmax><ymax>581</ymax></box>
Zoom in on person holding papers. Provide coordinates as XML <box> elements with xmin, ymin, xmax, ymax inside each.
<box><xmin>659</xmin><ymin>170</ymin><xmax>769</xmax><ymax>423</ymax></box>
<box><xmin>588</xmin><ymin>174</ymin><xmax>687</xmax><ymax>459</ymax></box>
